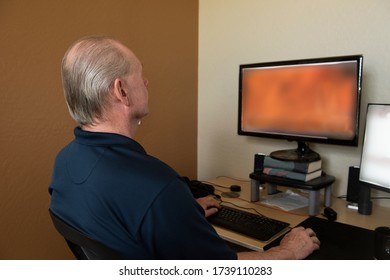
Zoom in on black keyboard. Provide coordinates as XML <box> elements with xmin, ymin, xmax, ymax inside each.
<box><xmin>208</xmin><ymin>205</ymin><xmax>290</xmax><ymax>242</ymax></box>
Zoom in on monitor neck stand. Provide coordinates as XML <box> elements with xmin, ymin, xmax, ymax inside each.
<box><xmin>270</xmin><ymin>141</ymin><xmax>321</xmax><ymax>163</ymax></box>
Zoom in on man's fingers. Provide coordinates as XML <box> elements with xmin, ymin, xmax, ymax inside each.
<box><xmin>204</xmin><ymin>207</ymin><xmax>219</xmax><ymax>218</ymax></box>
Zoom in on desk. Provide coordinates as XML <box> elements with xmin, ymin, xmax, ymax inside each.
<box><xmin>207</xmin><ymin>177</ymin><xmax>390</xmax><ymax>252</ymax></box>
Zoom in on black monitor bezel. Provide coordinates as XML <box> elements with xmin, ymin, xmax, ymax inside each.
<box><xmin>359</xmin><ymin>103</ymin><xmax>390</xmax><ymax>194</ymax></box>
<box><xmin>238</xmin><ymin>54</ymin><xmax>364</xmax><ymax>147</ymax></box>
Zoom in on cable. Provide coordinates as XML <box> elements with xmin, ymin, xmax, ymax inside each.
<box><xmin>215</xmin><ymin>175</ymin><xmax>250</xmax><ymax>182</ymax></box>
<box><xmin>219</xmin><ymin>200</ymin><xmax>267</xmax><ymax>218</ymax></box>
<box><xmin>207</xmin><ymin>180</ymin><xmax>313</xmax><ymax>218</ymax></box>
<box><xmin>202</xmin><ymin>181</ymin><xmax>230</xmax><ymax>190</ymax></box>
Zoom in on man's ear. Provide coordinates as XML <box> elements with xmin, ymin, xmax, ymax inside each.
<box><xmin>113</xmin><ymin>78</ymin><xmax>130</xmax><ymax>106</ymax></box>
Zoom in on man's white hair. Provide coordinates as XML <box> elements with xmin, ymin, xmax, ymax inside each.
<box><xmin>61</xmin><ymin>36</ymin><xmax>131</xmax><ymax>125</ymax></box>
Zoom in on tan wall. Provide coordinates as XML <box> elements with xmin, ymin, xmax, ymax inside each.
<box><xmin>0</xmin><ymin>0</ymin><xmax>198</xmax><ymax>259</ymax></box>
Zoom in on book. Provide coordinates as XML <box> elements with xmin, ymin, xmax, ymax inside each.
<box><xmin>263</xmin><ymin>167</ymin><xmax>322</xmax><ymax>182</ymax></box>
<box><xmin>263</xmin><ymin>156</ymin><xmax>322</xmax><ymax>174</ymax></box>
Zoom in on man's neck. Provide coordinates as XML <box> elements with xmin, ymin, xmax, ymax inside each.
<box><xmin>81</xmin><ymin>119</ymin><xmax>139</xmax><ymax>139</ymax></box>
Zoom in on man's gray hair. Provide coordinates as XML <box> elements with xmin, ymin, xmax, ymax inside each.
<box><xmin>61</xmin><ymin>36</ymin><xmax>131</xmax><ymax>125</ymax></box>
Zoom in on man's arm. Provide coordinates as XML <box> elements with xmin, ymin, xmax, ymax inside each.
<box><xmin>196</xmin><ymin>195</ymin><xmax>320</xmax><ymax>260</ymax></box>
<box><xmin>237</xmin><ymin>227</ymin><xmax>320</xmax><ymax>260</ymax></box>
<box><xmin>140</xmin><ymin>179</ymin><xmax>237</xmax><ymax>259</ymax></box>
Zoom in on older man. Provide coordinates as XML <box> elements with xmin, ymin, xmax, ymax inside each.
<box><xmin>49</xmin><ymin>36</ymin><xmax>319</xmax><ymax>259</ymax></box>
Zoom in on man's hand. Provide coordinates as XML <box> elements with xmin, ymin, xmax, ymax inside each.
<box><xmin>279</xmin><ymin>226</ymin><xmax>320</xmax><ymax>259</ymax></box>
<box><xmin>196</xmin><ymin>196</ymin><xmax>221</xmax><ymax>217</ymax></box>
<box><xmin>238</xmin><ymin>226</ymin><xmax>320</xmax><ymax>260</ymax></box>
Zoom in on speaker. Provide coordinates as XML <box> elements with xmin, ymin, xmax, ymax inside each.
<box><xmin>358</xmin><ymin>182</ymin><xmax>372</xmax><ymax>215</ymax></box>
<box><xmin>254</xmin><ymin>153</ymin><xmax>265</xmax><ymax>173</ymax></box>
<box><xmin>347</xmin><ymin>166</ymin><xmax>360</xmax><ymax>203</ymax></box>
<box><xmin>347</xmin><ymin>166</ymin><xmax>373</xmax><ymax>215</ymax></box>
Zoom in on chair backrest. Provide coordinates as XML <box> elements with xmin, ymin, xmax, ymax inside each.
<box><xmin>49</xmin><ymin>209</ymin><xmax>124</xmax><ymax>260</ymax></box>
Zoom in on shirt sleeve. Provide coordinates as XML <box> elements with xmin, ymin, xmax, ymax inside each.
<box><xmin>139</xmin><ymin>177</ymin><xmax>237</xmax><ymax>260</ymax></box>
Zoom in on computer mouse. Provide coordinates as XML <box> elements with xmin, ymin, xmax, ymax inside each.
<box><xmin>323</xmin><ymin>207</ymin><xmax>337</xmax><ymax>221</ymax></box>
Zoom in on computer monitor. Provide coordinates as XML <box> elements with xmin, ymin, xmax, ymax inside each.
<box><xmin>359</xmin><ymin>103</ymin><xmax>390</xmax><ymax>193</ymax></box>
<box><xmin>238</xmin><ymin>55</ymin><xmax>363</xmax><ymax>162</ymax></box>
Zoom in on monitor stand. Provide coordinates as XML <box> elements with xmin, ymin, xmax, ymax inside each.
<box><xmin>270</xmin><ymin>141</ymin><xmax>321</xmax><ymax>163</ymax></box>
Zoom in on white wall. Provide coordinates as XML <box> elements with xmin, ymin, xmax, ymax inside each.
<box><xmin>198</xmin><ymin>0</ymin><xmax>390</xmax><ymax>206</ymax></box>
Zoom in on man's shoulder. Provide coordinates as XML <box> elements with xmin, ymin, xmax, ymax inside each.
<box><xmin>51</xmin><ymin>133</ymin><xmax>184</xmax><ymax>198</ymax></box>
<box><xmin>51</xmin><ymin>141</ymin><xmax>75</xmax><ymax>170</ymax></box>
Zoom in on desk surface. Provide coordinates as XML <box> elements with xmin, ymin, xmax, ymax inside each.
<box><xmin>207</xmin><ymin>177</ymin><xmax>390</xmax><ymax>252</ymax></box>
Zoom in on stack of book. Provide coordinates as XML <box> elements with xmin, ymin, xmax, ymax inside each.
<box><xmin>262</xmin><ymin>155</ymin><xmax>322</xmax><ymax>182</ymax></box>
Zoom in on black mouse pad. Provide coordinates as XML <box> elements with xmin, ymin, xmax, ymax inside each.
<box><xmin>264</xmin><ymin>216</ymin><xmax>375</xmax><ymax>260</ymax></box>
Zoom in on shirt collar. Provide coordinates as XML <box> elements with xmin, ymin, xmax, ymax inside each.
<box><xmin>73</xmin><ymin>127</ymin><xmax>146</xmax><ymax>154</ymax></box>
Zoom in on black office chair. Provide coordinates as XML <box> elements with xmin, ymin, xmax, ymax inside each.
<box><xmin>49</xmin><ymin>209</ymin><xmax>124</xmax><ymax>260</ymax></box>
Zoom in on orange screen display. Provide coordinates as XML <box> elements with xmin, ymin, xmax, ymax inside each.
<box><xmin>241</xmin><ymin>61</ymin><xmax>358</xmax><ymax>140</ymax></box>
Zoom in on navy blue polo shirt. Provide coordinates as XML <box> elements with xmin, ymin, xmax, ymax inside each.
<box><xmin>49</xmin><ymin>128</ymin><xmax>236</xmax><ymax>259</ymax></box>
